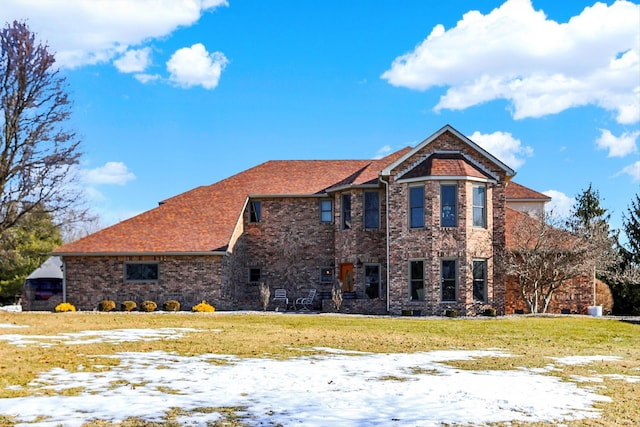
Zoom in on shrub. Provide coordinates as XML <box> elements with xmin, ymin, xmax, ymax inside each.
<box><xmin>97</xmin><ymin>300</ymin><xmax>116</xmax><ymax>312</ymax></box>
<box><xmin>444</xmin><ymin>308</ymin><xmax>458</xmax><ymax>318</ymax></box>
<box><xmin>121</xmin><ymin>300</ymin><xmax>137</xmax><ymax>311</ymax></box>
<box><xmin>140</xmin><ymin>300</ymin><xmax>157</xmax><ymax>312</ymax></box>
<box><xmin>163</xmin><ymin>300</ymin><xmax>181</xmax><ymax>312</ymax></box>
<box><xmin>192</xmin><ymin>300</ymin><xmax>215</xmax><ymax>312</ymax></box>
<box><xmin>483</xmin><ymin>308</ymin><xmax>497</xmax><ymax>317</ymax></box>
<box><xmin>55</xmin><ymin>302</ymin><xmax>76</xmax><ymax>312</ymax></box>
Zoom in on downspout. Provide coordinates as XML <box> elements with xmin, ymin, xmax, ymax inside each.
<box><xmin>381</xmin><ymin>176</ymin><xmax>391</xmax><ymax>313</ymax></box>
<box><xmin>61</xmin><ymin>257</ymin><xmax>67</xmax><ymax>303</ymax></box>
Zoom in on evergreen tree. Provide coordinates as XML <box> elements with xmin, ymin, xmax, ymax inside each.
<box><xmin>0</xmin><ymin>206</ymin><xmax>62</xmax><ymax>304</ymax></box>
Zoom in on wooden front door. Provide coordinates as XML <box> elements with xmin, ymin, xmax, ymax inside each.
<box><xmin>340</xmin><ymin>263</ymin><xmax>354</xmax><ymax>292</ymax></box>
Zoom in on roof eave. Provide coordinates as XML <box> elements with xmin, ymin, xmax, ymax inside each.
<box><xmin>54</xmin><ymin>251</ymin><xmax>228</xmax><ymax>257</ymax></box>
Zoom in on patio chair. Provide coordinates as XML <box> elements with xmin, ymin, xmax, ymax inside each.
<box><xmin>295</xmin><ymin>289</ymin><xmax>317</xmax><ymax>311</ymax></box>
<box><xmin>272</xmin><ymin>289</ymin><xmax>289</xmax><ymax>307</ymax></box>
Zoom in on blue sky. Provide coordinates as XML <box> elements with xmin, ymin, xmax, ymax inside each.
<box><xmin>1</xmin><ymin>0</ymin><xmax>639</xmax><ymax>235</ymax></box>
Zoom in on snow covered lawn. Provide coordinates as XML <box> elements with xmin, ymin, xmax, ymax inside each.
<box><xmin>0</xmin><ymin>324</ymin><xmax>637</xmax><ymax>426</ymax></box>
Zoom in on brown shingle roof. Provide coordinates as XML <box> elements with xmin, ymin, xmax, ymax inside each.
<box><xmin>54</xmin><ymin>150</ymin><xmax>408</xmax><ymax>255</ymax></box>
<box><xmin>402</xmin><ymin>153</ymin><xmax>494</xmax><ymax>180</ymax></box>
<box><xmin>505</xmin><ymin>181</ymin><xmax>551</xmax><ymax>201</ymax></box>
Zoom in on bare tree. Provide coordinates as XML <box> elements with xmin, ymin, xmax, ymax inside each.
<box><xmin>1</xmin><ymin>20</ymin><xmax>82</xmax><ymax>236</ymax></box>
<box><xmin>503</xmin><ymin>210</ymin><xmax>591</xmax><ymax>313</ymax></box>
<box><xmin>258</xmin><ymin>281</ymin><xmax>270</xmax><ymax>311</ymax></box>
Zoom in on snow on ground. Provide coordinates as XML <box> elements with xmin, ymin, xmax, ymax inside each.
<box><xmin>0</xmin><ymin>304</ymin><xmax>22</xmax><ymax>313</ymax></box>
<box><xmin>0</xmin><ymin>326</ymin><xmax>634</xmax><ymax>427</ymax></box>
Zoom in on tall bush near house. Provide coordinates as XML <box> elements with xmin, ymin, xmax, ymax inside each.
<box><xmin>258</xmin><ymin>282</ymin><xmax>270</xmax><ymax>311</ymax></box>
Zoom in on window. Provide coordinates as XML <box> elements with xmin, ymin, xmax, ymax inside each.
<box><xmin>320</xmin><ymin>199</ymin><xmax>333</xmax><ymax>223</ymax></box>
<box><xmin>364</xmin><ymin>191</ymin><xmax>380</xmax><ymax>229</ymax></box>
<box><xmin>441</xmin><ymin>259</ymin><xmax>457</xmax><ymax>301</ymax></box>
<box><xmin>473</xmin><ymin>259</ymin><xmax>487</xmax><ymax>302</ymax></box>
<box><xmin>409</xmin><ymin>186</ymin><xmax>425</xmax><ymax>228</ymax></box>
<box><xmin>472</xmin><ymin>184</ymin><xmax>486</xmax><ymax>228</ymax></box>
<box><xmin>320</xmin><ymin>267</ymin><xmax>334</xmax><ymax>283</ymax></box>
<box><xmin>249</xmin><ymin>200</ymin><xmax>261</xmax><ymax>223</ymax></box>
<box><xmin>364</xmin><ymin>264</ymin><xmax>380</xmax><ymax>299</ymax></box>
<box><xmin>441</xmin><ymin>184</ymin><xmax>457</xmax><ymax>227</ymax></box>
<box><xmin>409</xmin><ymin>260</ymin><xmax>424</xmax><ymax>301</ymax></box>
<box><xmin>341</xmin><ymin>194</ymin><xmax>351</xmax><ymax>229</ymax></box>
<box><xmin>249</xmin><ymin>268</ymin><xmax>261</xmax><ymax>283</ymax></box>
<box><xmin>125</xmin><ymin>262</ymin><xmax>159</xmax><ymax>282</ymax></box>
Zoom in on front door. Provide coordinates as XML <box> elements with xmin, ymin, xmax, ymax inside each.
<box><xmin>340</xmin><ymin>263</ymin><xmax>354</xmax><ymax>292</ymax></box>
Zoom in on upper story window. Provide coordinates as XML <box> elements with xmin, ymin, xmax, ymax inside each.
<box><xmin>472</xmin><ymin>184</ymin><xmax>486</xmax><ymax>228</ymax></box>
<box><xmin>124</xmin><ymin>262</ymin><xmax>159</xmax><ymax>283</ymax></box>
<box><xmin>364</xmin><ymin>191</ymin><xmax>380</xmax><ymax>229</ymax></box>
<box><xmin>440</xmin><ymin>184</ymin><xmax>457</xmax><ymax>227</ymax></box>
<box><xmin>341</xmin><ymin>194</ymin><xmax>351</xmax><ymax>229</ymax></box>
<box><xmin>249</xmin><ymin>200</ymin><xmax>261</xmax><ymax>223</ymax></box>
<box><xmin>409</xmin><ymin>186</ymin><xmax>425</xmax><ymax>228</ymax></box>
<box><xmin>320</xmin><ymin>199</ymin><xmax>333</xmax><ymax>223</ymax></box>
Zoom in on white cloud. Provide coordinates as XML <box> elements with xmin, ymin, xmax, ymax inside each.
<box><xmin>0</xmin><ymin>0</ymin><xmax>228</xmax><ymax>69</ymax></box>
<box><xmin>114</xmin><ymin>47</ymin><xmax>152</xmax><ymax>73</ymax></box>
<box><xmin>166</xmin><ymin>44</ymin><xmax>228</xmax><ymax>89</ymax></box>
<box><xmin>468</xmin><ymin>130</ymin><xmax>533</xmax><ymax>169</ymax></box>
<box><xmin>381</xmin><ymin>0</ymin><xmax>640</xmax><ymax>124</ymax></box>
<box><xmin>373</xmin><ymin>145</ymin><xmax>392</xmax><ymax>159</ymax></box>
<box><xmin>617</xmin><ymin>161</ymin><xmax>640</xmax><ymax>182</ymax></box>
<box><xmin>596</xmin><ymin>129</ymin><xmax>639</xmax><ymax>158</ymax></box>
<box><xmin>82</xmin><ymin>162</ymin><xmax>136</xmax><ymax>186</ymax></box>
<box><xmin>134</xmin><ymin>73</ymin><xmax>162</xmax><ymax>84</ymax></box>
<box><xmin>543</xmin><ymin>190</ymin><xmax>574</xmax><ymax>218</ymax></box>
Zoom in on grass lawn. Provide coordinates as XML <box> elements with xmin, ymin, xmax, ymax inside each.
<box><xmin>0</xmin><ymin>312</ymin><xmax>638</xmax><ymax>426</ymax></box>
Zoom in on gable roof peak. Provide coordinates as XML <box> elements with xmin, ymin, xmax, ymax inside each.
<box><xmin>381</xmin><ymin>124</ymin><xmax>516</xmax><ymax>178</ymax></box>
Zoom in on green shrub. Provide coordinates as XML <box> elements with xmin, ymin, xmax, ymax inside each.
<box><xmin>444</xmin><ymin>308</ymin><xmax>458</xmax><ymax>318</ymax></box>
<box><xmin>121</xmin><ymin>300</ymin><xmax>137</xmax><ymax>311</ymax></box>
<box><xmin>192</xmin><ymin>300</ymin><xmax>215</xmax><ymax>312</ymax></box>
<box><xmin>140</xmin><ymin>300</ymin><xmax>157</xmax><ymax>312</ymax></box>
<box><xmin>483</xmin><ymin>308</ymin><xmax>497</xmax><ymax>317</ymax></box>
<box><xmin>97</xmin><ymin>300</ymin><xmax>116</xmax><ymax>312</ymax></box>
<box><xmin>163</xmin><ymin>300</ymin><xmax>181</xmax><ymax>312</ymax></box>
<box><xmin>55</xmin><ymin>302</ymin><xmax>76</xmax><ymax>312</ymax></box>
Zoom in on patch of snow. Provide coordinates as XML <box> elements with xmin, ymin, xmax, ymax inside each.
<box><xmin>552</xmin><ymin>355</ymin><xmax>622</xmax><ymax>365</ymax></box>
<box><xmin>0</xmin><ymin>304</ymin><xmax>22</xmax><ymax>312</ymax></box>
<box><xmin>0</xmin><ymin>348</ymin><xmax>610</xmax><ymax>427</ymax></box>
<box><xmin>0</xmin><ymin>328</ymin><xmax>205</xmax><ymax>348</ymax></box>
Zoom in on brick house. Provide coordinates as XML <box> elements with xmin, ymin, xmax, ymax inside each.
<box><xmin>43</xmin><ymin>124</ymin><xmax>592</xmax><ymax>315</ymax></box>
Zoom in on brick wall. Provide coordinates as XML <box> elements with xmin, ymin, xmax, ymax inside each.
<box><xmin>386</xmin><ymin>131</ymin><xmax>508</xmax><ymax>316</ymax></box>
<box><xmin>62</xmin><ymin>255</ymin><xmax>225</xmax><ymax>311</ymax></box>
<box><xmin>505</xmin><ymin>274</ymin><xmax>595</xmax><ymax>314</ymax></box>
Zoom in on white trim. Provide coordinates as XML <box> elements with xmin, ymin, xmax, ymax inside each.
<box><xmin>54</xmin><ymin>251</ymin><xmax>228</xmax><ymax>257</ymax></box>
<box><xmin>397</xmin><ymin>175</ymin><xmax>495</xmax><ymax>184</ymax></box>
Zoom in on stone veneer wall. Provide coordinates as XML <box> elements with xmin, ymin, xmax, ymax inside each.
<box><xmin>62</xmin><ymin>255</ymin><xmax>225</xmax><ymax>311</ymax></box>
